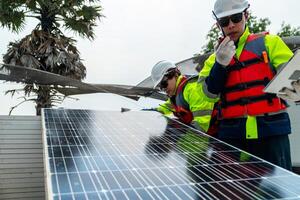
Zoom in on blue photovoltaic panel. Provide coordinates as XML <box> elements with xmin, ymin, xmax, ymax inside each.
<box><xmin>42</xmin><ymin>108</ymin><xmax>300</xmax><ymax>200</ymax></box>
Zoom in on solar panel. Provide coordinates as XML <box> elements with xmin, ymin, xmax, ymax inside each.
<box><xmin>42</xmin><ymin>108</ymin><xmax>300</xmax><ymax>200</ymax></box>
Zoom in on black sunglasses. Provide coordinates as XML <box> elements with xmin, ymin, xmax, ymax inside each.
<box><xmin>159</xmin><ymin>76</ymin><xmax>169</xmax><ymax>90</ymax></box>
<box><xmin>159</xmin><ymin>69</ymin><xmax>177</xmax><ymax>90</ymax></box>
<box><xmin>218</xmin><ymin>12</ymin><xmax>243</xmax><ymax>27</ymax></box>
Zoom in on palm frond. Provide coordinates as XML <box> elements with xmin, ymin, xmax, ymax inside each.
<box><xmin>1</xmin><ymin>0</ymin><xmax>103</xmax><ymax>115</ymax></box>
<box><xmin>0</xmin><ymin>1</ymin><xmax>29</xmax><ymax>32</ymax></box>
<box><xmin>63</xmin><ymin>5</ymin><xmax>104</xmax><ymax>39</ymax></box>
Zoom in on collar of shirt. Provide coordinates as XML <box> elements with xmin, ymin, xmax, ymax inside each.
<box><xmin>175</xmin><ymin>75</ymin><xmax>184</xmax><ymax>89</ymax></box>
<box><xmin>236</xmin><ymin>26</ymin><xmax>250</xmax><ymax>58</ymax></box>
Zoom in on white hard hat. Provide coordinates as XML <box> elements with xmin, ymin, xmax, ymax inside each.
<box><xmin>214</xmin><ymin>0</ymin><xmax>249</xmax><ymax>18</ymax></box>
<box><xmin>151</xmin><ymin>60</ymin><xmax>176</xmax><ymax>89</ymax></box>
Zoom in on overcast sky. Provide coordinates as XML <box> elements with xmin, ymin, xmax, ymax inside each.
<box><xmin>0</xmin><ymin>0</ymin><xmax>299</xmax><ymax>115</ymax></box>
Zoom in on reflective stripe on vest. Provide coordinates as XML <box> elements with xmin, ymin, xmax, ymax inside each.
<box><xmin>219</xmin><ymin>33</ymin><xmax>287</xmax><ymax>119</ymax></box>
<box><xmin>192</xmin><ymin>109</ymin><xmax>213</xmax><ymax>118</ymax></box>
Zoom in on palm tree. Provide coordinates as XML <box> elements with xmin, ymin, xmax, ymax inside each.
<box><xmin>0</xmin><ymin>0</ymin><xmax>103</xmax><ymax>115</ymax></box>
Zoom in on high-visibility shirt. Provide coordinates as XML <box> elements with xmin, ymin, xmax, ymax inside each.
<box><xmin>157</xmin><ymin>75</ymin><xmax>214</xmax><ymax>132</ymax></box>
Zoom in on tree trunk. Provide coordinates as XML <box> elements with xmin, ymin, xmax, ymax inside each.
<box><xmin>36</xmin><ymin>86</ymin><xmax>52</xmax><ymax>115</ymax></box>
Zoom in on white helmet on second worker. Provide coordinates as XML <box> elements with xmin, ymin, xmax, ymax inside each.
<box><xmin>214</xmin><ymin>0</ymin><xmax>250</xmax><ymax>18</ymax></box>
<box><xmin>151</xmin><ymin>60</ymin><xmax>176</xmax><ymax>89</ymax></box>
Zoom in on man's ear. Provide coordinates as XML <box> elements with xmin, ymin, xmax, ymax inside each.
<box><xmin>175</xmin><ymin>68</ymin><xmax>181</xmax><ymax>75</ymax></box>
<box><xmin>244</xmin><ymin>11</ymin><xmax>249</xmax><ymax>20</ymax></box>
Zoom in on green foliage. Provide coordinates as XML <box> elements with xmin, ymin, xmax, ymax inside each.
<box><xmin>201</xmin><ymin>25</ymin><xmax>221</xmax><ymax>54</ymax></box>
<box><xmin>277</xmin><ymin>22</ymin><xmax>300</xmax><ymax>37</ymax></box>
<box><xmin>0</xmin><ymin>0</ymin><xmax>104</xmax><ymax>38</ymax></box>
<box><xmin>0</xmin><ymin>1</ymin><xmax>26</xmax><ymax>32</ymax></box>
<box><xmin>247</xmin><ymin>13</ymin><xmax>270</xmax><ymax>34</ymax></box>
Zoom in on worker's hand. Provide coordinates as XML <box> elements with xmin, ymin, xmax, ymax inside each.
<box><xmin>215</xmin><ymin>36</ymin><xmax>236</xmax><ymax>66</ymax></box>
<box><xmin>278</xmin><ymin>80</ymin><xmax>300</xmax><ymax>102</ymax></box>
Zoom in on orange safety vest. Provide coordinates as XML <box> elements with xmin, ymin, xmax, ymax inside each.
<box><xmin>219</xmin><ymin>33</ymin><xmax>287</xmax><ymax>119</ymax></box>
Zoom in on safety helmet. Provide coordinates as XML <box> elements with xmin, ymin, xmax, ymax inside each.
<box><xmin>151</xmin><ymin>60</ymin><xmax>176</xmax><ymax>89</ymax></box>
<box><xmin>213</xmin><ymin>0</ymin><xmax>250</xmax><ymax>18</ymax></box>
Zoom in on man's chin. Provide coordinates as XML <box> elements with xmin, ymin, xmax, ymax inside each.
<box><xmin>229</xmin><ymin>32</ymin><xmax>242</xmax><ymax>42</ymax></box>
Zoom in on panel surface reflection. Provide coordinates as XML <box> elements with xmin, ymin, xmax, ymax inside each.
<box><xmin>43</xmin><ymin>109</ymin><xmax>300</xmax><ymax>200</ymax></box>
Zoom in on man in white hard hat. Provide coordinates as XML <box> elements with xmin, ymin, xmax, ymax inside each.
<box><xmin>151</xmin><ymin>60</ymin><xmax>214</xmax><ymax>132</ymax></box>
<box><xmin>198</xmin><ymin>0</ymin><xmax>294</xmax><ymax>169</ymax></box>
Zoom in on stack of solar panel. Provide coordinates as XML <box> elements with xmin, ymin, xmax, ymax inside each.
<box><xmin>42</xmin><ymin>108</ymin><xmax>300</xmax><ymax>200</ymax></box>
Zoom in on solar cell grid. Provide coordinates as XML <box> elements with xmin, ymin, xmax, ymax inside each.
<box><xmin>42</xmin><ymin>108</ymin><xmax>300</xmax><ymax>200</ymax></box>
